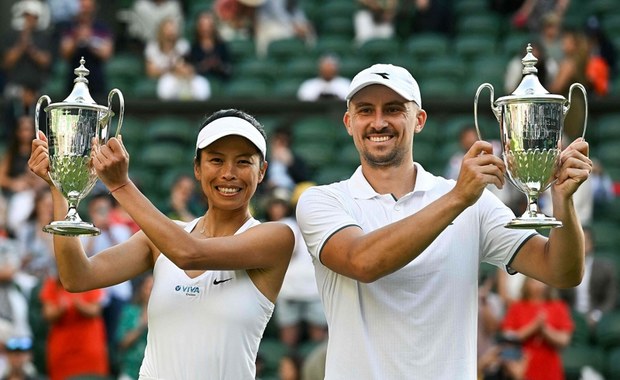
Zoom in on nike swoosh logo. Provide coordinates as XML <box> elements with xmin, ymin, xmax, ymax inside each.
<box><xmin>213</xmin><ymin>278</ymin><xmax>232</xmax><ymax>285</ymax></box>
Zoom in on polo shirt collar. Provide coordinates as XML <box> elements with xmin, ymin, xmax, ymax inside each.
<box><xmin>347</xmin><ymin>162</ymin><xmax>436</xmax><ymax>199</ymax></box>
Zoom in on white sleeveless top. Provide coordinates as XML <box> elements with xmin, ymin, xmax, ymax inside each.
<box><xmin>139</xmin><ymin>217</ymin><xmax>274</xmax><ymax>379</ymax></box>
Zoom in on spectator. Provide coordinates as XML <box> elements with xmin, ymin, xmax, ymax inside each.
<box><xmin>548</xmin><ymin>28</ymin><xmax>589</xmax><ymax>140</ymax></box>
<box><xmin>14</xmin><ymin>188</ymin><xmax>54</xmax><ymax>281</ymax></box>
<box><xmin>559</xmin><ymin>227</ymin><xmax>617</xmax><ymax>331</ymax></box>
<box><xmin>511</xmin><ymin>0</ymin><xmax>570</xmax><ymax>32</ymax></box>
<box><xmin>300</xmin><ymin>339</ymin><xmax>327</xmax><ymax>380</ymax></box>
<box><xmin>478</xmin><ymin>334</ymin><xmax>528</xmax><ymax>380</ymax></box>
<box><xmin>584</xmin><ymin>16</ymin><xmax>616</xmax><ymax>97</ymax></box>
<box><xmin>0</xmin><ymin>336</ymin><xmax>42</xmax><ymax>380</ymax></box>
<box><xmin>145</xmin><ymin>17</ymin><xmax>211</xmax><ymax>100</ymax></box>
<box><xmin>214</xmin><ymin>0</ymin><xmax>262</xmax><ymax>42</ymax></box>
<box><xmin>505</xmin><ymin>40</ymin><xmax>558</xmax><ymax>94</ymax></box>
<box><xmin>354</xmin><ymin>0</ymin><xmax>398</xmax><ymax>45</ymax></box>
<box><xmin>1</xmin><ymin>0</ymin><xmax>52</xmax><ymax>104</ymax></box>
<box><xmin>590</xmin><ymin>158</ymin><xmax>615</xmax><ymax>217</ymax></box>
<box><xmin>116</xmin><ymin>273</ymin><xmax>153</xmax><ymax>380</ymax></box>
<box><xmin>126</xmin><ymin>0</ymin><xmax>184</xmax><ymax>46</ymax></box>
<box><xmin>0</xmin><ymin>241</ymin><xmax>32</xmax><ymax>340</ymax></box>
<box><xmin>160</xmin><ymin>173</ymin><xmax>202</xmax><ymax>222</ymax></box>
<box><xmin>189</xmin><ymin>10</ymin><xmax>233</xmax><ymax>83</ymax></box>
<box><xmin>265</xmin><ymin>188</ymin><xmax>327</xmax><ymax>349</ymax></box>
<box><xmin>265</xmin><ymin>126</ymin><xmax>311</xmax><ymax>192</ymax></box>
<box><xmin>502</xmin><ymin>277</ymin><xmax>573</xmax><ymax>380</ymax></box>
<box><xmin>59</xmin><ymin>0</ymin><xmax>114</xmax><ymax>101</ymax></box>
<box><xmin>395</xmin><ymin>0</ymin><xmax>454</xmax><ymax>38</ymax></box>
<box><xmin>40</xmin><ymin>275</ymin><xmax>109</xmax><ymax>380</ymax></box>
<box><xmin>539</xmin><ymin>12</ymin><xmax>565</xmax><ymax>65</ymax></box>
<box><xmin>81</xmin><ymin>193</ymin><xmax>134</xmax><ymax>376</ymax></box>
<box><xmin>278</xmin><ymin>352</ymin><xmax>303</xmax><ymax>380</ymax></box>
<box><xmin>297</xmin><ymin>55</ymin><xmax>351</xmax><ymax>101</ymax></box>
<box><xmin>254</xmin><ymin>0</ymin><xmax>316</xmax><ymax>57</ymax></box>
<box><xmin>0</xmin><ymin>116</ymin><xmax>47</xmax><ymax>236</ymax></box>
<box><xmin>444</xmin><ymin>125</ymin><xmax>479</xmax><ymax>181</ymax></box>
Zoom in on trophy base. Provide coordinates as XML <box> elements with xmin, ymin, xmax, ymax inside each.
<box><xmin>43</xmin><ymin>221</ymin><xmax>101</xmax><ymax>236</ymax></box>
<box><xmin>505</xmin><ymin>216</ymin><xmax>563</xmax><ymax>230</ymax></box>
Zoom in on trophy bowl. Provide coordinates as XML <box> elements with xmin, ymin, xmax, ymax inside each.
<box><xmin>35</xmin><ymin>58</ymin><xmax>124</xmax><ymax>236</ymax></box>
<box><xmin>474</xmin><ymin>44</ymin><xmax>587</xmax><ymax>229</ymax></box>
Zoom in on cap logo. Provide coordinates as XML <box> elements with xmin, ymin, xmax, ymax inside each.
<box><xmin>373</xmin><ymin>72</ymin><xmax>390</xmax><ymax>79</ymax></box>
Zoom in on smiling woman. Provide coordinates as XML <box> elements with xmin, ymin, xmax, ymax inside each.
<box><xmin>28</xmin><ymin>108</ymin><xmax>295</xmax><ymax>379</ymax></box>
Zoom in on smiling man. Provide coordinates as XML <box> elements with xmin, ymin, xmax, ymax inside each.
<box><xmin>296</xmin><ymin>64</ymin><xmax>592</xmax><ymax>379</ymax></box>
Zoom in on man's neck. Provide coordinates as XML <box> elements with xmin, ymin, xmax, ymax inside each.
<box><xmin>361</xmin><ymin>161</ymin><xmax>417</xmax><ymax>199</ymax></box>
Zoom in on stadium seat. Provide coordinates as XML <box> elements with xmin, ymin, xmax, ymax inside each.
<box><xmin>148</xmin><ymin>116</ymin><xmax>195</xmax><ymax>145</ymax></box>
<box><xmin>404</xmin><ymin>33</ymin><xmax>450</xmax><ymax>62</ymax></box>
<box><xmin>357</xmin><ymin>38</ymin><xmax>401</xmax><ymax>62</ymax></box>
<box><xmin>502</xmin><ymin>32</ymin><xmax>532</xmax><ymax>58</ymax></box>
<box><xmin>258</xmin><ymin>338</ymin><xmax>288</xmax><ymax>377</ymax></box>
<box><xmin>321</xmin><ymin>16</ymin><xmax>355</xmax><ymax>39</ymax></box>
<box><xmin>222</xmin><ymin>78</ymin><xmax>270</xmax><ymax>99</ymax></box>
<box><xmin>292</xmin><ymin>116</ymin><xmax>341</xmax><ymax>143</ymax></box>
<box><xmin>132</xmin><ymin>77</ymin><xmax>158</xmax><ymax>99</ymax></box>
<box><xmin>272</xmin><ymin>78</ymin><xmax>304</xmax><ymax>98</ymax></box>
<box><xmin>456</xmin><ymin>14</ymin><xmax>503</xmax><ymax>38</ymax></box>
<box><xmin>314</xmin><ymin>165</ymin><xmax>354</xmax><ymax>185</ymax></box>
<box><xmin>594</xmin><ymin>310</ymin><xmax>620</xmax><ymax>349</ymax></box>
<box><xmin>227</xmin><ymin>38</ymin><xmax>257</xmax><ymax>63</ymax></box>
<box><xmin>285</xmin><ymin>57</ymin><xmax>317</xmax><ymax>80</ymax></box>
<box><xmin>419</xmin><ymin>55</ymin><xmax>467</xmax><ymax>83</ymax></box>
<box><xmin>314</xmin><ymin>35</ymin><xmax>354</xmax><ymax>57</ymax></box>
<box><xmin>607</xmin><ymin>346</ymin><xmax>620</xmax><ymax>379</ymax></box>
<box><xmin>454</xmin><ymin>35</ymin><xmax>498</xmax><ymax>62</ymax></box>
<box><xmin>140</xmin><ymin>142</ymin><xmax>192</xmax><ymax>169</ymax></box>
<box><xmin>562</xmin><ymin>345</ymin><xmax>605</xmax><ymax>380</ymax></box>
<box><xmin>266</xmin><ymin>37</ymin><xmax>310</xmax><ymax>62</ymax></box>
<box><xmin>235</xmin><ymin>59</ymin><xmax>278</xmax><ymax>83</ymax></box>
<box><xmin>453</xmin><ymin>0</ymin><xmax>489</xmax><ymax>17</ymax></box>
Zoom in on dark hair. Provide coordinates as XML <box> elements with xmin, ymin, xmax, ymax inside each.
<box><xmin>195</xmin><ymin>109</ymin><xmax>267</xmax><ymax>163</ymax></box>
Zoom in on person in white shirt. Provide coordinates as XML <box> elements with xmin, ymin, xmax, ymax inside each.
<box><xmin>297</xmin><ymin>55</ymin><xmax>351</xmax><ymax>101</ymax></box>
<box><xmin>296</xmin><ymin>63</ymin><xmax>592</xmax><ymax>379</ymax></box>
<box><xmin>28</xmin><ymin>109</ymin><xmax>294</xmax><ymax>379</ymax></box>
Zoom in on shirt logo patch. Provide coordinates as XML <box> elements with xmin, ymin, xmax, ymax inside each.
<box><xmin>174</xmin><ymin>285</ymin><xmax>201</xmax><ymax>297</ymax></box>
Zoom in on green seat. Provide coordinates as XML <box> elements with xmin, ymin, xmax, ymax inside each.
<box><xmin>502</xmin><ymin>32</ymin><xmax>532</xmax><ymax>58</ymax></box>
<box><xmin>321</xmin><ymin>16</ymin><xmax>354</xmax><ymax>39</ymax></box>
<box><xmin>292</xmin><ymin>116</ymin><xmax>341</xmax><ymax>143</ymax></box>
<box><xmin>562</xmin><ymin>345</ymin><xmax>605</xmax><ymax>380</ymax></box>
<box><xmin>590</xmin><ymin>220</ymin><xmax>620</xmax><ymax>251</ymax></box>
<box><xmin>420</xmin><ymin>56</ymin><xmax>466</xmax><ymax>82</ymax></box>
<box><xmin>258</xmin><ymin>338</ymin><xmax>289</xmax><ymax>376</ymax></box>
<box><xmin>223</xmin><ymin>78</ymin><xmax>270</xmax><ymax>99</ymax></box>
<box><xmin>105</xmin><ymin>53</ymin><xmax>143</xmax><ymax>86</ymax></box>
<box><xmin>267</xmin><ymin>37</ymin><xmax>310</xmax><ymax>62</ymax></box>
<box><xmin>148</xmin><ymin>116</ymin><xmax>195</xmax><ymax>145</ymax></box>
<box><xmin>454</xmin><ymin>35</ymin><xmax>498</xmax><ymax>61</ymax></box>
<box><xmin>596</xmin><ymin>142</ymin><xmax>620</xmax><ymax>171</ymax></box>
<box><xmin>336</xmin><ymin>143</ymin><xmax>360</xmax><ymax>168</ymax></box>
<box><xmin>456</xmin><ymin>14</ymin><xmax>503</xmax><ymax>38</ymax></box>
<box><xmin>420</xmin><ymin>78</ymin><xmax>462</xmax><ymax>98</ymax></box>
<box><xmin>292</xmin><ymin>142</ymin><xmax>336</xmax><ymax>174</ymax></box>
<box><xmin>314</xmin><ymin>36</ymin><xmax>354</xmax><ymax>57</ymax></box>
<box><xmin>607</xmin><ymin>346</ymin><xmax>620</xmax><ymax>379</ymax></box>
<box><xmin>272</xmin><ymin>78</ymin><xmax>304</xmax><ymax>98</ymax></box>
<box><xmin>227</xmin><ymin>38</ymin><xmax>257</xmax><ymax>63</ymax></box>
<box><xmin>404</xmin><ymin>33</ymin><xmax>450</xmax><ymax>62</ymax></box>
<box><xmin>338</xmin><ymin>55</ymin><xmax>372</xmax><ymax>78</ymax></box>
<box><xmin>594</xmin><ymin>310</ymin><xmax>620</xmax><ymax>349</ymax></box>
<box><xmin>356</xmin><ymin>38</ymin><xmax>401</xmax><ymax>62</ymax></box>
<box><xmin>235</xmin><ymin>59</ymin><xmax>277</xmax><ymax>82</ymax></box>
<box><xmin>285</xmin><ymin>57</ymin><xmax>317</xmax><ymax>80</ymax></box>
<box><xmin>314</xmin><ymin>165</ymin><xmax>353</xmax><ymax>185</ymax></box>
<box><xmin>132</xmin><ymin>77</ymin><xmax>158</xmax><ymax>99</ymax></box>
<box><xmin>140</xmin><ymin>142</ymin><xmax>192</xmax><ymax>169</ymax></box>
<box><xmin>453</xmin><ymin>0</ymin><xmax>489</xmax><ymax>17</ymax></box>
<box><xmin>317</xmin><ymin>1</ymin><xmax>358</xmax><ymax>19</ymax></box>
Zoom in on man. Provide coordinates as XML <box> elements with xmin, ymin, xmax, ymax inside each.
<box><xmin>296</xmin><ymin>63</ymin><xmax>591</xmax><ymax>379</ymax></box>
<box><xmin>297</xmin><ymin>55</ymin><xmax>351</xmax><ymax>101</ymax></box>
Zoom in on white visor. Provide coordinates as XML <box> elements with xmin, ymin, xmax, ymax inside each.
<box><xmin>195</xmin><ymin>116</ymin><xmax>267</xmax><ymax>158</ymax></box>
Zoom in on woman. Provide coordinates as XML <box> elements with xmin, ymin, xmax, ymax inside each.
<box><xmin>502</xmin><ymin>277</ymin><xmax>574</xmax><ymax>380</ymax></box>
<box><xmin>189</xmin><ymin>10</ymin><xmax>232</xmax><ymax>83</ymax></box>
<box><xmin>28</xmin><ymin>109</ymin><xmax>295</xmax><ymax>379</ymax></box>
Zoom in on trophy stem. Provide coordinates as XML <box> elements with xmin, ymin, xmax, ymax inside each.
<box><xmin>42</xmin><ymin>197</ymin><xmax>100</xmax><ymax>236</ymax></box>
<box><xmin>505</xmin><ymin>194</ymin><xmax>562</xmax><ymax>230</ymax></box>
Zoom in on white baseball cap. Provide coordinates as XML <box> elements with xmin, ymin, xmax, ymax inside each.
<box><xmin>196</xmin><ymin>116</ymin><xmax>267</xmax><ymax>158</ymax></box>
<box><xmin>346</xmin><ymin>64</ymin><xmax>422</xmax><ymax>107</ymax></box>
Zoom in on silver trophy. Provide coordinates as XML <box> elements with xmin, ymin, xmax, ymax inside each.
<box><xmin>474</xmin><ymin>44</ymin><xmax>587</xmax><ymax>229</ymax></box>
<box><xmin>35</xmin><ymin>57</ymin><xmax>124</xmax><ymax>236</ymax></box>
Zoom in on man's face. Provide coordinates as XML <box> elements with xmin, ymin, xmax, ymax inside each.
<box><xmin>344</xmin><ymin>85</ymin><xmax>425</xmax><ymax>168</ymax></box>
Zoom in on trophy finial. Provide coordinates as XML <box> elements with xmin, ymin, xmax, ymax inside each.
<box><xmin>62</xmin><ymin>57</ymin><xmax>97</xmax><ymax>105</ymax></box>
<box><xmin>73</xmin><ymin>57</ymin><xmax>90</xmax><ymax>85</ymax></box>
<box><xmin>521</xmin><ymin>43</ymin><xmax>539</xmax><ymax>75</ymax></box>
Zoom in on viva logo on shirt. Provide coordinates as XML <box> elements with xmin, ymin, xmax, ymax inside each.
<box><xmin>174</xmin><ymin>284</ymin><xmax>201</xmax><ymax>297</ymax></box>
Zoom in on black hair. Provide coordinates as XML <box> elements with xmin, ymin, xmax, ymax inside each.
<box><xmin>195</xmin><ymin>109</ymin><xmax>267</xmax><ymax>163</ymax></box>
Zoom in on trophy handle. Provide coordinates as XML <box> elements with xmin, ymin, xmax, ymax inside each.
<box><xmin>107</xmin><ymin>88</ymin><xmax>125</xmax><ymax>138</ymax></box>
<box><xmin>34</xmin><ymin>95</ymin><xmax>51</xmax><ymax>139</ymax></box>
<box><xmin>473</xmin><ymin>83</ymin><xmax>500</xmax><ymax>141</ymax></box>
<box><xmin>565</xmin><ymin>83</ymin><xmax>588</xmax><ymax>139</ymax></box>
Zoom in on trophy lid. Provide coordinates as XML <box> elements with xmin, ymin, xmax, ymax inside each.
<box><xmin>497</xmin><ymin>44</ymin><xmax>565</xmax><ymax>104</ymax></box>
<box><xmin>45</xmin><ymin>57</ymin><xmax>108</xmax><ymax>112</ymax></box>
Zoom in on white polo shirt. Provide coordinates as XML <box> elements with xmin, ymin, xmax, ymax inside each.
<box><xmin>296</xmin><ymin>164</ymin><xmax>536</xmax><ymax>379</ymax></box>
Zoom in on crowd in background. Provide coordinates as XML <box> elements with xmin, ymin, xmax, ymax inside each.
<box><xmin>0</xmin><ymin>0</ymin><xmax>619</xmax><ymax>379</ymax></box>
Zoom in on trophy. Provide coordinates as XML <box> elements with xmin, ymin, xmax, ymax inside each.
<box><xmin>474</xmin><ymin>44</ymin><xmax>587</xmax><ymax>229</ymax></box>
<box><xmin>35</xmin><ymin>57</ymin><xmax>124</xmax><ymax>236</ymax></box>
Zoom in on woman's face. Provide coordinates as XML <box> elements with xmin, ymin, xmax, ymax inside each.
<box><xmin>195</xmin><ymin>134</ymin><xmax>266</xmax><ymax>212</ymax></box>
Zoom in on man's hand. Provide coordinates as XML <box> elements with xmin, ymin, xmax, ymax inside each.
<box><xmin>453</xmin><ymin>140</ymin><xmax>506</xmax><ymax>207</ymax></box>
